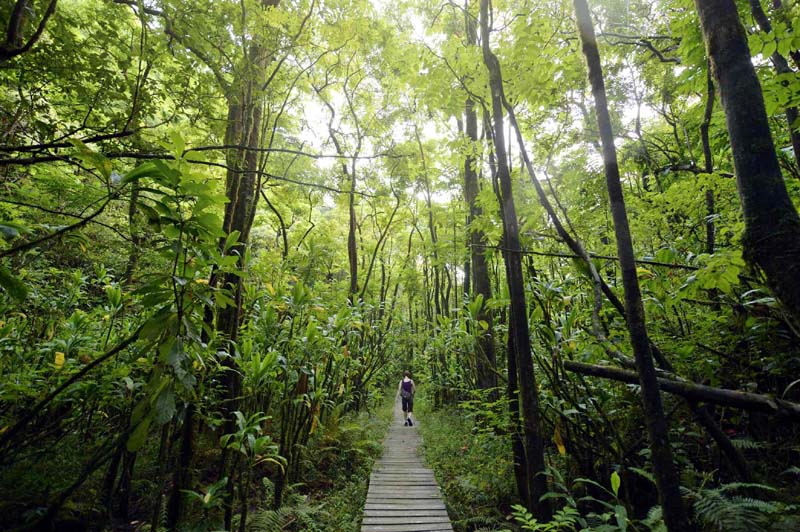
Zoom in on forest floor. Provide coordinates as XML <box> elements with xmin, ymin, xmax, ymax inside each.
<box><xmin>416</xmin><ymin>394</ymin><xmax>518</xmax><ymax>532</ymax></box>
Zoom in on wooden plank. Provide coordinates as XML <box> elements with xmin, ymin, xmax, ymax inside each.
<box><xmin>362</xmin><ymin>525</ymin><xmax>453</xmax><ymax>532</ymax></box>
<box><xmin>367</xmin><ymin>493</ymin><xmax>441</xmax><ymax>499</ymax></box>
<box><xmin>368</xmin><ymin>491</ymin><xmax>441</xmax><ymax>498</ymax></box>
<box><xmin>363</xmin><ymin>510</ymin><xmax>448</xmax><ymax>517</ymax></box>
<box><xmin>365</xmin><ymin>504</ymin><xmax>447</xmax><ymax>512</ymax></box>
<box><xmin>368</xmin><ymin>480</ymin><xmax>438</xmax><ymax>485</ymax></box>
<box><xmin>365</xmin><ymin>500</ymin><xmax>446</xmax><ymax>507</ymax></box>
<box><xmin>360</xmin><ymin>401</ymin><xmax>453</xmax><ymax>532</ymax></box>
<box><xmin>370</xmin><ymin>478</ymin><xmax>435</xmax><ymax>482</ymax></box>
<box><xmin>368</xmin><ymin>486</ymin><xmax>440</xmax><ymax>492</ymax></box>
<box><xmin>363</xmin><ymin>516</ymin><xmax>452</xmax><ymax>525</ymax></box>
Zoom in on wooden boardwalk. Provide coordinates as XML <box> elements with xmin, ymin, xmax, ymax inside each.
<box><xmin>361</xmin><ymin>402</ymin><xmax>453</xmax><ymax>532</ymax></box>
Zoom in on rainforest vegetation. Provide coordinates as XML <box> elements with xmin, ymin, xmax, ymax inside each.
<box><xmin>2</xmin><ymin>0</ymin><xmax>800</xmax><ymax>530</ymax></box>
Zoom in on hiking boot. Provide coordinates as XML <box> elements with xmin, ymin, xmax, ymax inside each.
<box><xmin>404</xmin><ymin>419</ymin><xmax>409</xmax><ymax>426</ymax></box>
<box><xmin>408</xmin><ymin>419</ymin><xmax>413</xmax><ymax>426</ymax></box>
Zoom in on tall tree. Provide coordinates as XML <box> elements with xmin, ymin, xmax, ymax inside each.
<box><xmin>463</xmin><ymin>0</ymin><xmax>497</xmax><ymax>394</ymax></box>
<box><xmin>479</xmin><ymin>0</ymin><xmax>550</xmax><ymax>519</ymax></box>
<box><xmin>572</xmin><ymin>0</ymin><xmax>691</xmax><ymax>529</ymax></box>
<box><xmin>694</xmin><ymin>0</ymin><xmax>800</xmax><ymax>326</ymax></box>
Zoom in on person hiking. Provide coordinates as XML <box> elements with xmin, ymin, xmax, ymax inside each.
<box><xmin>397</xmin><ymin>371</ymin><xmax>416</xmax><ymax>426</ymax></box>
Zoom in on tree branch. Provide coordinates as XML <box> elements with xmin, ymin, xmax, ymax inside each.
<box><xmin>563</xmin><ymin>360</ymin><xmax>800</xmax><ymax>420</ymax></box>
<box><xmin>0</xmin><ymin>0</ymin><xmax>58</xmax><ymax>63</ymax></box>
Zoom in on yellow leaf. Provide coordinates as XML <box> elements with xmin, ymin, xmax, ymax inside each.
<box><xmin>636</xmin><ymin>267</ymin><xmax>655</xmax><ymax>279</ymax></box>
<box><xmin>309</xmin><ymin>403</ymin><xmax>321</xmax><ymax>434</ymax></box>
<box><xmin>54</xmin><ymin>352</ymin><xmax>65</xmax><ymax>370</ymax></box>
<box><xmin>554</xmin><ymin>424</ymin><xmax>566</xmax><ymax>456</ymax></box>
<box><xmin>265</xmin><ymin>282</ymin><xmax>275</xmax><ymax>296</ymax></box>
<box><xmin>195</xmin><ymin>278</ymin><xmax>209</xmax><ymax>285</ymax></box>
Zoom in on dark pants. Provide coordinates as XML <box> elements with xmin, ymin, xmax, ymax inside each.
<box><xmin>402</xmin><ymin>396</ymin><xmax>413</xmax><ymax>413</ymax></box>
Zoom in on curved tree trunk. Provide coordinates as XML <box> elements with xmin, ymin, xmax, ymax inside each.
<box><xmin>573</xmin><ymin>1</ymin><xmax>691</xmax><ymax>529</ymax></box>
<box><xmin>695</xmin><ymin>0</ymin><xmax>800</xmax><ymax>325</ymax></box>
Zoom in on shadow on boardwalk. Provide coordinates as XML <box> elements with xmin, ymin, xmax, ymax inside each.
<box><xmin>361</xmin><ymin>400</ymin><xmax>453</xmax><ymax>532</ymax></box>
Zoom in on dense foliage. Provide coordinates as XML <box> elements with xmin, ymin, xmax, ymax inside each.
<box><xmin>2</xmin><ymin>0</ymin><xmax>800</xmax><ymax>530</ymax></box>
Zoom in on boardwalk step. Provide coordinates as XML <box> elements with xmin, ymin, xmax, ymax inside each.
<box><xmin>362</xmin><ymin>525</ymin><xmax>454</xmax><ymax>532</ymax></box>
<box><xmin>361</xmin><ymin>403</ymin><xmax>453</xmax><ymax>532</ymax></box>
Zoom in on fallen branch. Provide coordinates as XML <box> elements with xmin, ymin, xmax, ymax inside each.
<box><xmin>563</xmin><ymin>360</ymin><xmax>800</xmax><ymax>420</ymax></box>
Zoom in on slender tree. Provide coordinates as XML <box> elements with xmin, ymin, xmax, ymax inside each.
<box><xmin>572</xmin><ymin>1</ymin><xmax>691</xmax><ymax>529</ymax></box>
<box><xmin>480</xmin><ymin>0</ymin><xmax>550</xmax><ymax>518</ymax></box>
<box><xmin>463</xmin><ymin>1</ymin><xmax>497</xmax><ymax>394</ymax></box>
<box><xmin>748</xmin><ymin>0</ymin><xmax>800</xmax><ymax>173</ymax></box>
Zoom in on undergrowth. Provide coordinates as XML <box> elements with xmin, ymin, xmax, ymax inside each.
<box><xmin>416</xmin><ymin>389</ymin><xmax>517</xmax><ymax>532</ymax></box>
<box><xmin>416</xmin><ymin>388</ymin><xmax>800</xmax><ymax>532</ymax></box>
<box><xmin>235</xmin><ymin>391</ymin><xmax>394</xmax><ymax>532</ymax></box>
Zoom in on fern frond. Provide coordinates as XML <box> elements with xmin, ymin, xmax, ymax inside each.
<box><xmin>691</xmin><ymin>485</ymin><xmax>777</xmax><ymax>532</ymax></box>
<box><xmin>729</xmin><ymin>438</ymin><xmax>764</xmax><ymax>450</ymax></box>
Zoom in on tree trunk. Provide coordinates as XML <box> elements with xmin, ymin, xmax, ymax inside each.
<box><xmin>573</xmin><ymin>1</ymin><xmax>691</xmax><ymax>529</ymax></box>
<box><xmin>149</xmin><ymin>423</ymin><xmax>172</xmax><ymax>532</ymax></box>
<box><xmin>464</xmin><ymin>4</ymin><xmax>497</xmax><ymax>395</ymax></box>
<box><xmin>348</xmin><ymin>164</ymin><xmax>358</xmax><ymax>302</ymax></box>
<box><xmin>506</xmin><ymin>330</ymin><xmax>529</xmax><ymax>505</ymax></box>
<box><xmin>695</xmin><ymin>0</ymin><xmax>800</xmax><ymax>324</ymax></box>
<box><xmin>214</xmin><ymin>7</ymin><xmax>276</xmax><ymax>520</ymax></box>
<box><xmin>480</xmin><ymin>0</ymin><xmax>550</xmax><ymax>519</ymax></box>
<box><xmin>166</xmin><ymin>404</ymin><xmax>195</xmax><ymax>528</ymax></box>
<box><xmin>217</xmin><ymin>95</ymin><xmax>262</xmax><ymax>428</ymax></box>
<box><xmin>116</xmin><ymin>450</ymin><xmax>137</xmax><ymax>519</ymax></box>
<box><xmin>700</xmin><ymin>65</ymin><xmax>716</xmax><ymax>254</ymax></box>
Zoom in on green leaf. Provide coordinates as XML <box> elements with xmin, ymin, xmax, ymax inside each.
<box><xmin>762</xmin><ymin>39</ymin><xmax>777</xmax><ymax>58</ymax></box>
<box><xmin>0</xmin><ymin>221</ymin><xmax>32</xmax><ymax>239</ymax></box>
<box><xmin>0</xmin><ymin>265</ymin><xmax>28</xmax><ymax>301</ymax></box>
<box><xmin>611</xmin><ymin>470</ymin><xmax>621</xmax><ymax>497</ymax></box>
<box><xmin>169</xmin><ymin>130</ymin><xmax>186</xmax><ymax>157</ymax></box>
<box><xmin>121</xmin><ymin>161</ymin><xmax>162</xmax><ymax>185</ymax></box>
<box><xmin>153</xmin><ymin>384</ymin><xmax>176</xmax><ymax>425</ymax></box>
<box><xmin>614</xmin><ymin>504</ymin><xmax>628</xmax><ymax>530</ymax></box>
<box><xmin>127</xmin><ymin>416</ymin><xmax>152</xmax><ymax>452</ymax></box>
<box><xmin>224</xmin><ymin>230</ymin><xmax>241</xmax><ymax>252</ymax></box>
